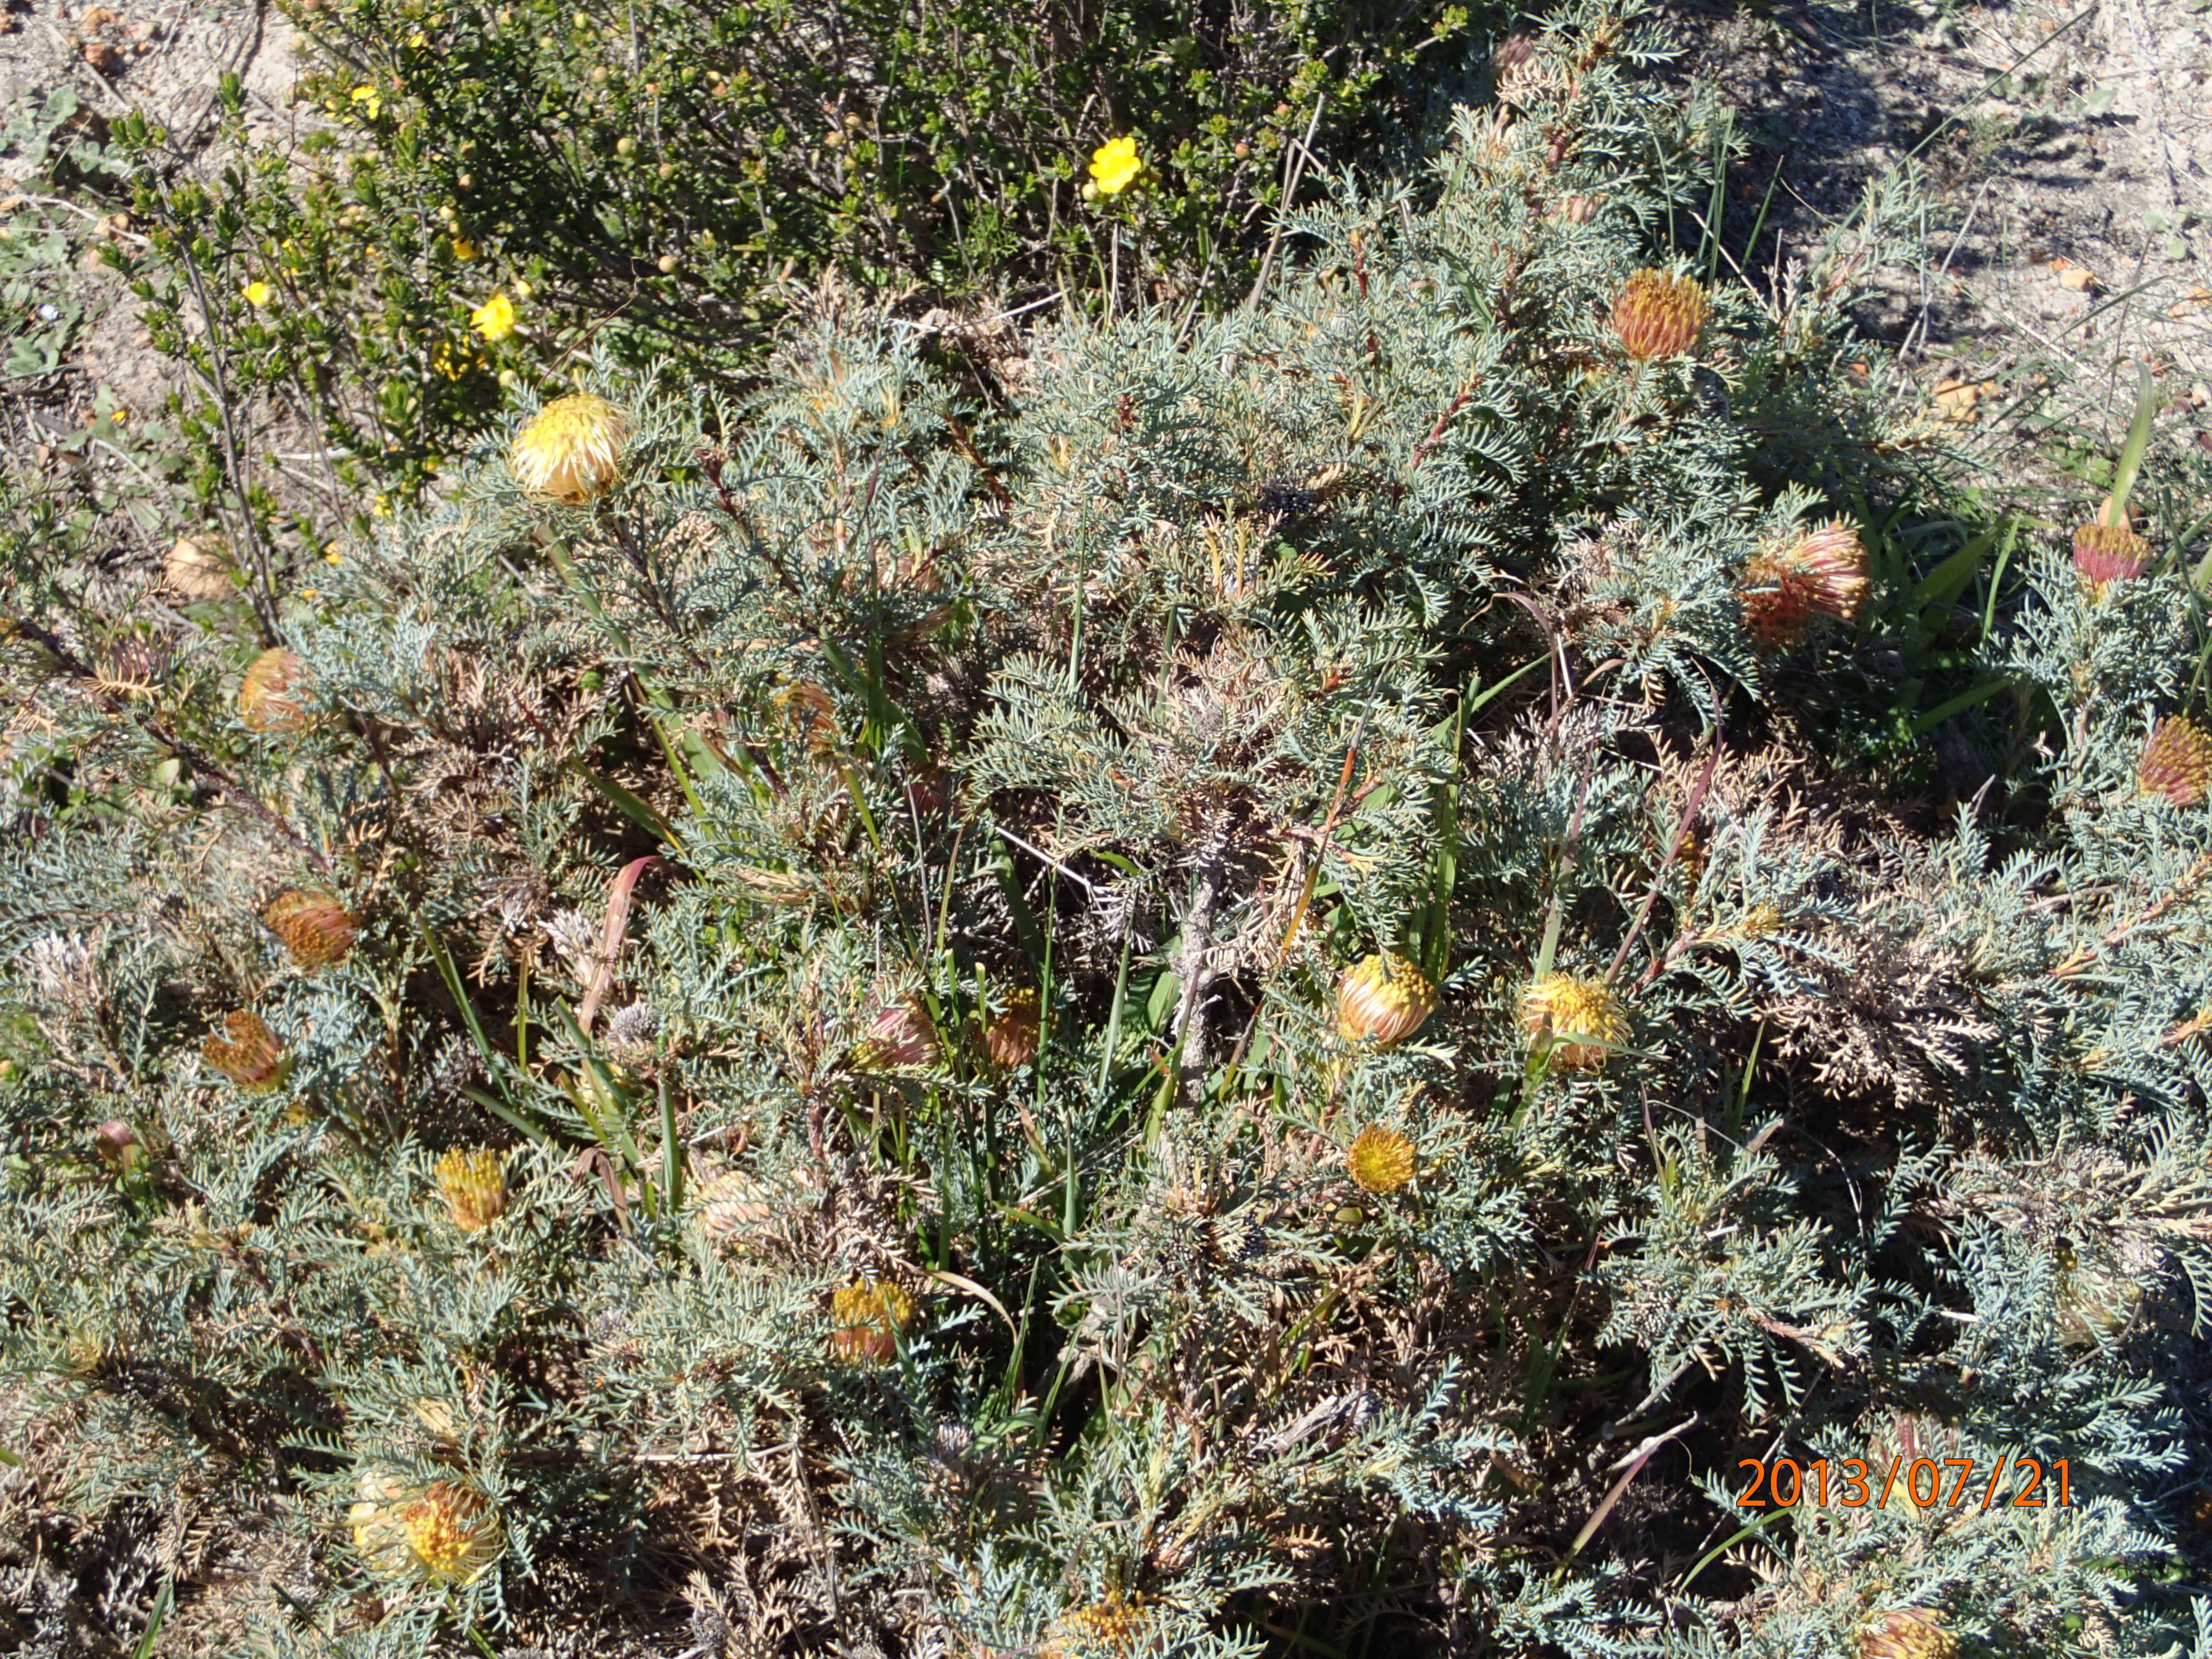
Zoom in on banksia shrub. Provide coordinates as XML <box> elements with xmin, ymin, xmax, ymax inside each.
<box><xmin>201</xmin><ymin>1010</ymin><xmax>290</xmax><ymax>1091</ymax></box>
<box><xmin>2072</xmin><ymin>520</ymin><xmax>2151</xmax><ymax>588</ymax></box>
<box><xmin>2138</xmin><ymin>715</ymin><xmax>2212</xmax><ymax>807</ymax></box>
<box><xmin>10</xmin><ymin>10</ymin><xmax>2212</xmax><ymax>1656</ymax></box>
<box><xmin>1336</xmin><ymin>953</ymin><xmax>1439</xmax><ymax>1047</ymax></box>
<box><xmin>262</xmin><ymin>890</ymin><xmax>357</xmax><ymax>968</ymax></box>
<box><xmin>830</xmin><ymin>1276</ymin><xmax>920</xmax><ymax>1365</ymax></box>
<box><xmin>1346</xmin><ymin>1126</ymin><xmax>1417</xmax><ymax>1195</ymax></box>
<box><xmin>1521</xmin><ymin>973</ymin><xmax>1630</xmax><ymax>1071</ymax></box>
<box><xmin>508</xmin><ymin>392</ymin><xmax>629</xmax><ymax>506</ymax></box>
<box><xmin>1611</xmin><ymin>267</ymin><xmax>1709</xmax><ymax>361</ymax></box>
<box><xmin>434</xmin><ymin>1147</ymin><xmax>508</xmax><ymax>1231</ymax></box>
<box><xmin>237</xmin><ymin>647</ymin><xmax>313</xmax><ymax>733</ymax></box>
<box><xmin>1739</xmin><ymin>521</ymin><xmax>1870</xmax><ymax>652</ymax></box>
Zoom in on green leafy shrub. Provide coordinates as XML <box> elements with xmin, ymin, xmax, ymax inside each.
<box><xmin>6</xmin><ymin>5</ymin><xmax>2212</xmax><ymax>1656</ymax></box>
<box><xmin>113</xmin><ymin>0</ymin><xmax>1493</xmax><ymax>547</ymax></box>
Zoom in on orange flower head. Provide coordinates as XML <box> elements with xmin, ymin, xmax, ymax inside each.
<box><xmin>1611</xmin><ymin>268</ymin><xmax>1709</xmax><ymax>361</ymax></box>
<box><xmin>1739</xmin><ymin>521</ymin><xmax>1869</xmax><ymax>652</ymax></box>
<box><xmin>264</xmin><ymin>890</ymin><xmax>358</xmax><ymax>969</ymax></box>
<box><xmin>1042</xmin><ymin>1595</ymin><xmax>1148</xmax><ymax>1659</ymax></box>
<box><xmin>983</xmin><ymin>987</ymin><xmax>1042</xmax><ymax>1070</ymax></box>
<box><xmin>830</xmin><ymin>1275</ymin><xmax>919</xmax><ymax>1365</ymax></box>
<box><xmin>400</xmin><ymin>1481</ymin><xmax>502</xmax><ymax>1584</ymax></box>
<box><xmin>1856</xmin><ymin>1608</ymin><xmax>1957</xmax><ymax>1659</ymax></box>
<box><xmin>202</xmin><ymin>1010</ymin><xmax>291</xmax><ymax>1092</ymax></box>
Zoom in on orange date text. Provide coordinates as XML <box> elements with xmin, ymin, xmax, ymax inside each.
<box><xmin>1735</xmin><ymin>1456</ymin><xmax>2073</xmax><ymax>1510</ymax></box>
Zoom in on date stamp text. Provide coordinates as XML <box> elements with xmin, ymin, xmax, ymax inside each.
<box><xmin>1736</xmin><ymin>1456</ymin><xmax>2074</xmax><ymax>1510</ymax></box>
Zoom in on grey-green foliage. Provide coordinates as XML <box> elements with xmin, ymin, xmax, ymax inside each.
<box><xmin>2</xmin><ymin>1</ymin><xmax>2212</xmax><ymax>1655</ymax></box>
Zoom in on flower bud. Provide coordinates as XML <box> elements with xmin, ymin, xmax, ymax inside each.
<box><xmin>1336</xmin><ymin>953</ymin><xmax>1438</xmax><ymax>1047</ymax></box>
<box><xmin>2140</xmin><ymin>715</ymin><xmax>2212</xmax><ymax>808</ymax></box>
<box><xmin>983</xmin><ymin>987</ymin><xmax>1042</xmax><ymax>1070</ymax></box>
<box><xmin>1739</xmin><ymin>520</ymin><xmax>1870</xmax><ymax>652</ymax></box>
<box><xmin>1856</xmin><ymin>1608</ymin><xmax>1957</xmax><ymax>1659</ymax></box>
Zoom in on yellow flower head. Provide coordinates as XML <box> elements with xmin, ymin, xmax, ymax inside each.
<box><xmin>1087</xmin><ymin>135</ymin><xmax>1144</xmax><ymax>196</ymax></box>
<box><xmin>508</xmin><ymin>392</ymin><xmax>630</xmax><ymax>506</ymax></box>
<box><xmin>452</xmin><ymin>235</ymin><xmax>477</xmax><ymax>261</ymax></box>
<box><xmin>350</xmin><ymin>84</ymin><xmax>382</xmax><ymax>120</ymax></box>
<box><xmin>1520</xmin><ymin>972</ymin><xmax>1630</xmax><ymax>1071</ymax></box>
<box><xmin>434</xmin><ymin>1147</ymin><xmax>509</xmax><ymax>1231</ymax></box>
<box><xmin>830</xmin><ymin>1275</ymin><xmax>919</xmax><ymax>1364</ymax></box>
<box><xmin>1346</xmin><ymin>1125</ymin><xmax>1416</xmax><ymax>1195</ymax></box>
<box><xmin>242</xmin><ymin>279</ymin><xmax>274</xmax><ymax>308</ymax></box>
<box><xmin>470</xmin><ymin>291</ymin><xmax>517</xmax><ymax>341</ymax></box>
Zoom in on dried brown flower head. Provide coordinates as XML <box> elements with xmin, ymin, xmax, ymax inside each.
<box><xmin>202</xmin><ymin>1010</ymin><xmax>291</xmax><ymax>1092</ymax></box>
<box><xmin>2072</xmin><ymin>521</ymin><xmax>2151</xmax><ymax>588</ymax></box>
<box><xmin>1611</xmin><ymin>268</ymin><xmax>1709</xmax><ymax>361</ymax></box>
<box><xmin>1739</xmin><ymin>521</ymin><xmax>1870</xmax><ymax>652</ymax></box>
<box><xmin>2139</xmin><ymin>715</ymin><xmax>2212</xmax><ymax>807</ymax></box>
<box><xmin>434</xmin><ymin>1147</ymin><xmax>508</xmax><ymax>1231</ymax></box>
<box><xmin>1521</xmin><ymin>973</ymin><xmax>1629</xmax><ymax>1070</ymax></box>
<box><xmin>1336</xmin><ymin>953</ymin><xmax>1438</xmax><ymax>1047</ymax></box>
<box><xmin>264</xmin><ymin>890</ymin><xmax>358</xmax><ymax>968</ymax></box>
<box><xmin>1346</xmin><ymin>1126</ymin><xmax>1416</xmax><ymax>1195</ymax></box>
<box><xmin>238</xmin><ymin>647</ymin><xmax>313</xmax><ymax>733</ymax></box>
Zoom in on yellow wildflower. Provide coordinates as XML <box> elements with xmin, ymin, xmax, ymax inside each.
<box><xmin>452</xmin><ymin>235</ymin><xmax>476</xmax><ymax>260</ymax></box>
<box><xmin>508</xmin><ymin>392</ymin><xmax>630</xmax><ymax>505</ymax></box>
<box><xmin>1087</xmin><ymin>135</ymin><xmax>1143</xmax><ymax>196</ymax></box>
<box><xmin>242</xmin><ymin>279</ymin><xmax>274</xmax><ymax>307</ymax></box>
<box><xmin>470</xmin><ymin>292</ymin><xmax>517</xmax><ymax>341</ymax></box>
<box><xmin>350</xmin><ymin>84</ymin><xmax>382</xmax><ymax>120</ymax></box>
